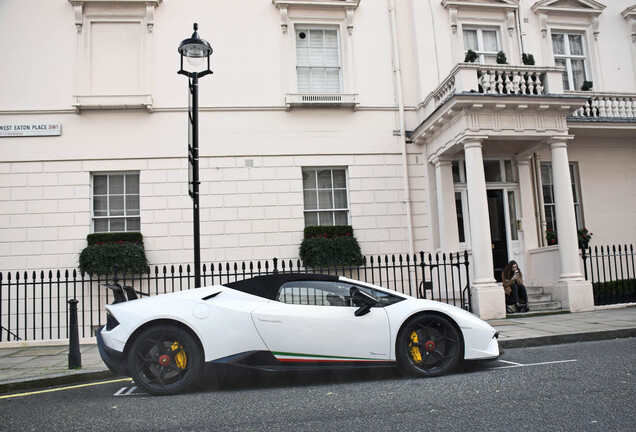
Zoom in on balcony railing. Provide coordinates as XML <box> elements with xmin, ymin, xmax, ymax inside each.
<box><xmin>569</xmin><ymin>92</ymin><xmax>636</xmax><ymax>120</ymax></box>
<box><xmin>424</xmin><ymin>64</ymin><xmax>636</xmax><ymax>123</ymax></box>
<box><xmin>424</xmin><ymin>63</ymin><xmax>565</xmax><ymax>115</ymax></box>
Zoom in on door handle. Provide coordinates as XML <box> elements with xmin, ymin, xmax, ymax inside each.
<box><xmin>257</xmin><ymin>317</ymin><xmax>282</xmax><ymax>323</ymax></box>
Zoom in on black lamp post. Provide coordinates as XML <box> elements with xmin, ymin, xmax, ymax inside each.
<box><xmin>178</xmin><ymin>23</ymin><xmax>212</xmax><ymax>288</ymax></box>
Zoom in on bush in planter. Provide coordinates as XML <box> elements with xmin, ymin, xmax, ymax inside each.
<box><xmin>577</xmin><ymin>228</ymin><xmax>593</xmax><ymax>249</ymax></box>
<box><xmin>496</xmin><ymin>51</ymin><xmax>508</xmax><ymax>65</ymax></box>
<box><xmin>464</xmin><ymin>49</ymin><xmax>478</xmax><ymax>63</ymax></box>
<box><xmin>79</xmin><ymin>232</ymin><xmax>148</xmax><ymax>276</ymax></box>
<box><xmin>544</xmin><ymin>228</ymin><xmax>593</xmax><ymax>249</ymax></box>
<box><xmin>581</xmin><ymin>81</ymin><xmax>593</xmax><ymax>91</ymax></box>
<box><xmin>522</xmin><ymin>53</ymin><xmax>535</xmax><ymax>65</ymax></box>
<box><xmin>299</xmin><ymin>225</ymin><xmax>363</xmax><ymax>268</ymax></box>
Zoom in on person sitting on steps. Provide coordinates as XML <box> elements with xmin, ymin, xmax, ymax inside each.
<box><xmin>502</xmin><ymin>260</ymin><xmax>529</xmax><ymax>313</ymax></box>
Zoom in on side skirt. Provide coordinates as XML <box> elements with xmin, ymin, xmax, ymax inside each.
<box><xmin>207</xmin><ymin>350</ymin><xmax>395</xmax><ymax>372</ymax></box>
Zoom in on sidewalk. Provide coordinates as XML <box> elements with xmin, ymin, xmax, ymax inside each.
<box><xmin>1</xmin><ymin>306</ymin><xmax>634</xmax><ymax>394</ymax></box>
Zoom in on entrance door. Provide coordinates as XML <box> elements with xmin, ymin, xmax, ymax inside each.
<box><xmin>487</xmin><ymin>189</ymin><xmax>508</xmax><ymax>282</ymax></box>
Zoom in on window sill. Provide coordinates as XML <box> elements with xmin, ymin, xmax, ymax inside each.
<box><xmin>73</xmin><ymin>95</ymin><xmax>154</xmax><ymax>113</ymax></box>
<box><xmin>285</xmin><ymin>93</ymin><xmax>359</xmax><ymax>110</ymax></box>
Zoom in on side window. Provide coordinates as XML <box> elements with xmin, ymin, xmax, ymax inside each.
<box><xmin>277</xmin><ymin>281</ymin><xmax>354</xmax><ymax>306</ymax></box>
<box><xmin>356</xmin><ymin>286</ymin><xmax>404</xmax><ymax>307</ymax></box>
<box><xmin>276</xmin><ymin>280</ymin><xmax>404</xmax><ymax>307</ymax></box>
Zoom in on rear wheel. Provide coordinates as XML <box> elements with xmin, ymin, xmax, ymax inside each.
<box><xmin>128</xmin><ymin>324</ymin><xmax>203</xmax><ymax>395</ymax></box>
<box><xmin>396</xmin><ymin>314</ymin><xmax>461</xmax><ymax>377</ymax></box>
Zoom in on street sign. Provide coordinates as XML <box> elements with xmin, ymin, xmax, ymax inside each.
<box><xmin>0</xmin><ymin>123</ymin><xmax>61</xmax><ymax>137</ymax></box>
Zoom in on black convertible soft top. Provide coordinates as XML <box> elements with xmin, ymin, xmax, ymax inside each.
<box><xmin>224</xmin><ymin>273</ymin><xmax>340</xmax><ymax>301</ymax></box>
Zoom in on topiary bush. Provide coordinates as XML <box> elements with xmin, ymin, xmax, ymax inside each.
<box><xmin>464</xmin><ymin>49</ymin><xmax>478</xmax><ymax>63</ymax></box>
<box><xmin>496</xmin><ymin>51</ymin><xmax>508</xmax><ymax>65</ymax></box>
<box><xmin>522</xmin><ymin>53</ymin><xmax>535</xmax><ymax>65</ymax></box>
<box><xmin>299</xmin><ymin>225</ymin><xmax>363</xmax><ymax>268</ymax></box>
<box><xmin>79</xmin><ymin>232</ymin><xmax>148</xmax><ymax>276</ymax></box>
<box><xmin>86</xmin><ymin>232</ymin><xmax>144</xmax><ymax>246</ymax></box>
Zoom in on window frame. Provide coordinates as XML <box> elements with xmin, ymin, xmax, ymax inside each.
<box><xmin>273</xmin><ymin>0</ymin><xmax>360</xmax><ymax>108</ymax></box>
<box><xmin>540</xmin><ymin>162</ymin><xmax>584</xmax><ymax>232</ymax></box>
<box><xmin>551</xmin><ymin>31</ymin><xmax>589</xmax><ymax>91</ymax></box>
<box><xmin>302</xmin><ymin>167</ymin><xmax>350</xmax><ymax>227</ymax></box>
<box><xmin>91</xmin><ymin>172</ymin><xmax>141</xmax><ymax>233</ymax></box>
<box><xmin>294</xmin><ymin>26</ymin><xmax>343</xmax><ymax>94</ymax></box>
<box><xmin>462</xmin><ymin>27</ymin><xmax>501</xmax><ymax>64</ymax></box>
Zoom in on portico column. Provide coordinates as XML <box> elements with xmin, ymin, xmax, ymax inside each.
<box><xmin>549</xmin><ymin>139</ymin><xmax>594</xmax><ymax>311</ymax></box>
<box><xmin>433</xmin><ymin>157</ymin><xmax>460</xmax><ymax>251</ymax></box>
<box><xmin>464</xmin><ymin>139</ymin><xmax>505</xmax><ymax>319</ymax></box>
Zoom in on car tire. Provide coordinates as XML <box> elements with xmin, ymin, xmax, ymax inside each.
<box><xmin>396</xmin><ymin>313</ymin><xmax>461</xmax><ymax>377</ymax></box>
<box><xmin>128</xmin><ymin>323</ymin><xmax>203</xmax><ymax>395</ymax></box>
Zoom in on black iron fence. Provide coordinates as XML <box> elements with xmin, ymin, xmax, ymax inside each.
<box><xmin>582</xmin><ymin>244</ymin><xmax>636</xmax><ymax>306</ymax></box>
<box><xmin>1</xmin><ymin>251</ymin><xmax>470</xmax><ymax>342</ymax></box>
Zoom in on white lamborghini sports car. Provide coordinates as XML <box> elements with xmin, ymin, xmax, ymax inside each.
<box><xmin>97</xmin><ymin>273</ymin><xmax>499</xmax><ymax>395</ymax></box>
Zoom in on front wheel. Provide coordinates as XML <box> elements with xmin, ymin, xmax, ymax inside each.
<box><xmin>396</xmin><ymin>314</ymin><xmax>461</xmax><ymax>377</ymax></box>
<box><xmin>128</xmin><ymin>324</ymin><xmax>203</xmax><ymax>395</ymax></box>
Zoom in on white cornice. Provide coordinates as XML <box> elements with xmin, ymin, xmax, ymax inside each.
<box><xmin>272</xmin><ymin>0</ymin><xmax>360</xmax><ymax>9</ymax></box>
<box><xmin>69</xmin><ymin>0</ymin><xmax>161</xmax><ymax>4</ymax></box>
<box><xmin>623</xmin><ymin>5</ymin><xmax>636</xmax><ymax>42</ymax></box>
<box><xmin>531</xmin><ymin>0</ymin><xmax>605</xmax><ymax>16</ymax></box>
<box><xmin>622</xmin><ymin>5</ymin><xmax>636</xmax><ymax>19</ymax></box>
<box><xmin>442</xmin><ymin>0</ymin><xmax>519</xmax><ymax>10</ymax></box>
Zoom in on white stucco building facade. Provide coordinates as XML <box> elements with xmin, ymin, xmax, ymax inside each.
<box><xmin>1</xmin><ymin>0</ymin><xmax>635</xmax><ymax>319</ymax></box>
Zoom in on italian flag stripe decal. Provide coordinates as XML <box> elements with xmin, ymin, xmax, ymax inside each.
<box><xmin>273</xmin><ymin>352</ymin><xmax>387</xmax><ymax>363</ymax></box>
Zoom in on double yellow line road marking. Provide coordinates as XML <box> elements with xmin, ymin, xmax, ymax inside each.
<box><xmin>0</xmin><ymin>377</ymin><xmax>132</xmax><ymax>399</ymax></box>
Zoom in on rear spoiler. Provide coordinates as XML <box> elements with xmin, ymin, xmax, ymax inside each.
<box><xmin>102</xmin><ymin>282</ymin><xmax>148</xmax><ymax>304</ymax></box>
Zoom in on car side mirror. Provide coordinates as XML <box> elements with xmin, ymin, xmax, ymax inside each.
<box><xmin>350</xmin><ymin>287</ymin><xmax>379</xmax><ymax>317</ymax></box>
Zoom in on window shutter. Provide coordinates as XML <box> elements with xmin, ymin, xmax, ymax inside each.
<box><xmin>296</xmin><ymin>28</ymin><xmax>341</xmax><ymax>93</ymax></box>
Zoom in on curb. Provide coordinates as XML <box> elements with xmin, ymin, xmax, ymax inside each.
<box><xmin>0</xmin><ymin>370</ymin><xmax>116</xmax><ymax>395</ymax></box>
<box><xmin>498</xmin><ymin>328</ymin><xmax>636</xmax><ymax>349</ymax></box>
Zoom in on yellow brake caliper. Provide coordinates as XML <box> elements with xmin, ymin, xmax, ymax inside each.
<box><xmin>171</xmin><ymin>341</ymin><xmax>187</xmax><ymax>369</ymax></box>
<box><xmin>409</xmin><ymin>331</ymin><xmax>422</xmax><ymax>363</ymax></box>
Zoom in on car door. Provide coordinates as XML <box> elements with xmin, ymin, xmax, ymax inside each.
<box><xmin>251</xmin><ymin>280</ymin><xmax>391</xmax><ymax>363</ymax></box>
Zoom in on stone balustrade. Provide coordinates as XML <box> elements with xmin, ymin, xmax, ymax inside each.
<box><xmin>423</xmin><ymin>64</ymin><xmax>636</xmax><ymax>122</ymax></box>
<box><xmin>424</xmin><ymin>63</ymin><xmax>565</xmax><ymax>115</ymax></box>
<box><xmin>477</xmin><ymin>68</ymin><xmax>545</xmax><ymax>95</ymax></box>
<box><xmin>569</xmin><ymin>93</ymin><xmax>636</xmax><ymax>119</ymax></box>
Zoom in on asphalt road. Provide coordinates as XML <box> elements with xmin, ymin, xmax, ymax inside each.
<box><xmin>1</xmin><ymin>338</ymin><xmax>634</xmax><ymax>432</ymax></box>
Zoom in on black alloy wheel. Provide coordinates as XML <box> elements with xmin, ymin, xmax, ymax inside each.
<box><xmin>396</xmin><ymin>314</ymin><xmax>461</xmax><ymax>377</ymax></box>
<box><xmin>128</xmin><ymin>324</ymin><xmax>203</xmax><ymax>395</ymax></box>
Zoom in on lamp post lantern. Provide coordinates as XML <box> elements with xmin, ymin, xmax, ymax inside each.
<box><xmin>178</xmin><ymin>23</ymin><xmax>213</xmax><ymax>288</ymax></box>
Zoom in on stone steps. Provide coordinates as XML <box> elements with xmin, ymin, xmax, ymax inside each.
<box><xmin>509</xmin><ymin>286</ymin><xmax>563</xmax><ymax>315</ymax></box>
